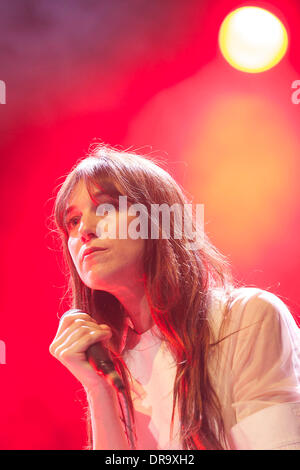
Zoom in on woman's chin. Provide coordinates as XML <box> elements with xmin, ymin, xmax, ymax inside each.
<box><xmin>82</xmin><ymin>271</ymin><xmax>117</xmax><ymax>291</ymax></box>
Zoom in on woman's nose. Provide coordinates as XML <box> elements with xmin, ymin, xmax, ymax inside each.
<box><xmin>78</xmin><ymin>213</ymin><xmax>98</xmax><ymax>242</ymax></box>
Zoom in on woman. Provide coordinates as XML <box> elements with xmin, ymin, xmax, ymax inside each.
<box><xmin>49</xmin><ymin>143</ymin><xmax>300</xmax><ymax>450</ymax></box>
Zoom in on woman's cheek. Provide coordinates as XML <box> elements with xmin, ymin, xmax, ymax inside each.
<box><xmin>96</xmin><ymin>214</ymin><xmax>118</xmax><ymax>240</ymax></box>
<box><xmin>68</xmin><ymin>237</ymin><xmax>79</xmax><ymax>266</ymax></box>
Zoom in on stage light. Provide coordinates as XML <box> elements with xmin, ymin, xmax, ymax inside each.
<box><xmin>219</xmin><ymin>6</ymin><xmax>288</xmax><ymax>73</ymax></box>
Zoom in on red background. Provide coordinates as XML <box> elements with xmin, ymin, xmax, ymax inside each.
<box><xmin>0</xmin><ymin>0</ymin><xmax>299</xmax><ymax>449</ymax></box>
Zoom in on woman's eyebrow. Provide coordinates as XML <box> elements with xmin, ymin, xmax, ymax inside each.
<box><xmin>93</xmin><ymin>190</ymin><xmax>112</xmax><ymax>197</ymax></box>
<box><xmin>92</xmin><ymin>189</ymin><xmax>120</xmax><ymax>200</ymax></box>
<box><xmin>64</xmin><ymin>205</ymin><xmax>76</xmax><ymax>219</ymax></box>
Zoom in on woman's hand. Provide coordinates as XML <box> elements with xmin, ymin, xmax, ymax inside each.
<box><xmin>49</xmin><ymin>309</ymin><xmax>114</xmax><ymax>393</ymax></box>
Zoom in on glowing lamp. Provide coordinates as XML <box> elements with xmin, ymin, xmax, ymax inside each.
<box><xmin>219</xmin><ymin>6</ymin><xmax>288</xmax><ymax>73</ymax></box>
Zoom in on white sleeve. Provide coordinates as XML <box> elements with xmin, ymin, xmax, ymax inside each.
<box><xmin>227</xmin><ymin>289</ymin><xmax>300</xmax><ymax>450</ymax></box>
<box><xmin>230</xmin><ymin>402</ymin><xmax>300</xmax><ymax>449</ymax></box>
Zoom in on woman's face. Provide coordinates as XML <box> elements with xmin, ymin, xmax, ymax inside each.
<box><xmin>65</xmin><ymin>179</ymin><xmax>145</xmax><ymax>292</ymax></box>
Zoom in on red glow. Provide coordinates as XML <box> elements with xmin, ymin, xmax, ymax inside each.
<box><xmin>0</xmin><ymin>0</ymin><xmax>299</xmax><ymax>450</ymax></box>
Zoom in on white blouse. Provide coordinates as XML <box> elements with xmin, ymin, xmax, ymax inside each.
<box><xmin>122</xmin><ymin>287</ymin><xmax>300</xmax><ymax>450</ymax></box>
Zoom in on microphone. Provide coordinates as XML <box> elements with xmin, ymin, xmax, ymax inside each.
<box><xmin>65</xmin><ymin>308</ymin><xmax>125</xmax><ymax>392</ymax></box>
<box><xmin>86</xmin><ymin>324</ymin><xmax>135</xmax><ymax>449</ymax></box>
<box><xmin>86</xmin><ymin>342</ymin><xmax>125</xmax><ymax>392</ymax></box>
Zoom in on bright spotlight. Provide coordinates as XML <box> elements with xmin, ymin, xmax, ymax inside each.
<box><xmin>219</xmin><ymin>6</ymin><xmax>288</xmax><ymax>73</ymax></box>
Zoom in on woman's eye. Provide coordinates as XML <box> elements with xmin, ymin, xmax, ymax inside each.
<box><xmin>97</xmin><ymin>200</ymin><xmax>119</xmax><ymax>213</ymax></box>
<box><xmin>103</xmin><ymin>203</ymin><xmax>115</xmax><ymax>211</ymax></box>
<box><xmin>67</xmin><ymin>216</ymin><xmax>80</xmax><ymax>228</ymax></box>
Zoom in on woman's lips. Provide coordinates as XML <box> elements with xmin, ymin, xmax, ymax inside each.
<box><xmin>82</xmin><ymin>248</ymin><xmax>109</xmax><ymax>260</ymax></box>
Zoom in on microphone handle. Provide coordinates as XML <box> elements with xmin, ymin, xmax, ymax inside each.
<box><xmin>87</xmin><ymin>344</ymin><xmax>135</xmax><ymax>449</ymax></box>
<box><xmin>86</xmin><ymin>343</ymin><xmax>125</xmax><ymax>392</ymax></box>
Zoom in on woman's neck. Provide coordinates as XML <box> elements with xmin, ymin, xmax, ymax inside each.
<box><xmin>111</xmin><ymin>283</ymin><xmax>153</xmax><ymax>334</ymax></box>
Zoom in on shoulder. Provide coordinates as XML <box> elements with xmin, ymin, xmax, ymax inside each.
<box><xmin>229</xmin><ymin>286</ymin><xmax>289</xmax><ymax>309</ymax></box>
<box><xmin>228</xmin><ymin>287</ymin><xmax>297</xmax><ymax>327</ymax></box>
<box><xmin>208</xmin><ymin>286</ymin><xmax>299</xmax><ymax>343</ymax></box>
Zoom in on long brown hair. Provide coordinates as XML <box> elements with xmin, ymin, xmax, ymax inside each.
<box><xmin>52</xmin><ymin>143</ymin><xmax>237</xmax><ymax>450</ymax></box>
